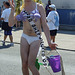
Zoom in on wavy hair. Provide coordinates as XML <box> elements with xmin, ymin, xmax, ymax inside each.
<box><xmin>15</xmin><ymin>0</ymin><xmax>42</xmax><ymax>16</ymax></box>
<box><xmin>20</xmin><ymin>0</ymin><xmax>42</xmax><ymax>10</ymax></box>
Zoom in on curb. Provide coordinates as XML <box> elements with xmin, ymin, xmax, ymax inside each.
<box><xmin>59</xmin><ymin>25</ymin><xmax>75</xmax><ymax>31</ymax></box>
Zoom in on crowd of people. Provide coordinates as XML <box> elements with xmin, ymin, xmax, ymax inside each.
<box><xmin>0</xmin><ymin>0</ymin><xmax>61</xmax><ymax>75</ymax></box>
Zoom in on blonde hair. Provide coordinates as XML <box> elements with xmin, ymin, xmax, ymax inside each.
<box><xmin>20</xmin><ymin>0</ymin><xmax>42</xmax><ymax>10</ymax></box>
<box><xmin>15</xmin><ymin>0</ymin><xmax>42</xmax><ymax>16</ymax></box>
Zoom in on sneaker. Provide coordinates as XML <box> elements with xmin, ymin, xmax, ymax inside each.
<box><xmin>2</xmin><ymin>41</ymin><xmax>5</xmax><ymax>46</ymax></box>
<box><xmin>10</xmin><ymin>43</ymin><xmax>14</xmax><ymax>46</ymax></box>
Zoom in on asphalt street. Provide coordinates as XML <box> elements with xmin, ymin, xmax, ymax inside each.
<box><xmin>0</xmin><ymin>43</ymin><xmax>75</xmax><ymax>75</ymax></box>
<box><xmin>0</xmin><ymin>28</ymin><xmax>75</xmax><ymax>75</ymax></box>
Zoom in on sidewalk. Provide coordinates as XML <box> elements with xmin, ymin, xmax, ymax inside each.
<box><xmin>0</xmin><ymin>28</ymin><xmax>75</xmax><ymax>50</ymax></box>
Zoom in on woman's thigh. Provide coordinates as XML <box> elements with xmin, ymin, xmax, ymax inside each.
<box><xmin>28</xmin><ymin>40</ymin><xmax>41</xmax><ymax>65</ymax></box>
<box><xmin>20</xmin><ymin>37</ymin><xmax>30</xmax><ymax>64</ymax></box>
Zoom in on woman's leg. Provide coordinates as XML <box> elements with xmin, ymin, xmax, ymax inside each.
<box><xmin>28</xmin><ymin>40</ymin><xmax>41</xmax><ymax>75</ymax></box>
<box><xmin>20</xmin><ymin>37</ymin><xmax>30</xmax><ymax>75</ymax></box>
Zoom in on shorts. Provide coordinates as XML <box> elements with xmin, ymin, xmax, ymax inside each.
<box><xmin>50</xmin><ymin>29</ymin><xmax>57</xmax><ymax>36</ymax></box>
<box><xmin>4</xmin><ymin>30</ymin><xmax>12</xmax><ymax>35</ymax></box>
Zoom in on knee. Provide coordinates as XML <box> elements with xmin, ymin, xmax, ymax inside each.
<box><xmin>22</xmin><ymin>61</ymin><xmax>28</xmax><ymax>69</ymax></box>
<box><xmin>28</xmin><ymin>60</ymin><xmax>35</xmax><ymax>69</ymax></box>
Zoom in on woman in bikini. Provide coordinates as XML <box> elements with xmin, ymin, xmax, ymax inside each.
<box><xmin>8</xmin><ymin>0</ymin><xmax>57</xmax><ymax>75</ymax></box>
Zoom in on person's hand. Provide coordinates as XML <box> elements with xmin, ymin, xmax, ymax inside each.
<box><xmin>49</xmin><ymin>43</ymin><xmax>58</xmax><ymax>50</ymax></box>
<box><xmin>8</xmin><ymin>0</ymin><xmax>15</xmax><ymax>10</ymax></box>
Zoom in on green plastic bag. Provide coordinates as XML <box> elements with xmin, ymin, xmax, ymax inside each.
<box><xmin>35</xmin><ymin>59</ymin><xmax>40</xmax><ymax>70</ymax></box>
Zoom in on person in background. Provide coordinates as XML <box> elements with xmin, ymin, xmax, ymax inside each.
<box><xmin>46</xmin><ymin>4</ymin><xmax>59</xmax><ymax>43</ymax></box>
<box><xmin>1</xmin><ymin>1</ymin><xmax>6</xmax><ymax>14</ymax></box>
<box><xmin>16</xmin><ymin>21</ymin><xmax>21</xmax><ymax>28</ymax></box>
<box><xmin>0</xmin><ymin>1</ymin><xmax>14</xmax><ymax>46</ymax></box>
<box><xmin>45</xmin><ymin>0</ymin><xmax>51</xmax><ymax>17</ymax></box>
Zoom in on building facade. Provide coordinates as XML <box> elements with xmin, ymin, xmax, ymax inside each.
<box><xmin>0</xmin><ymin>0</ymin><xmax>75</xmax><ymax>28</ymax></box>
<box><xmin>44</xmin><ymin>0</ymin><xmax>75</xmax><ymax>27</ymax></box>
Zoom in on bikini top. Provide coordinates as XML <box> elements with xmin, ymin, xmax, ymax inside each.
<box><xmin>16</xmin><ymin>3</ymin><xmax>41</xmax><ymax>21</ymax></box>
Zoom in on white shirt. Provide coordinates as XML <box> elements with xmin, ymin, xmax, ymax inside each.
<box><xmin>1</xmin><ymin>6</ymin><xmax>6</xmax><ymax>12</ymax></box>
<box><xmin>1</xmin><ymin>8</ymin><xmax>11</xmax><ymax>22</ymax></box>
<box><xmin>46</xmin><ymin>11</ymin><xmax>59</xmax><ymax>30</ymax></box>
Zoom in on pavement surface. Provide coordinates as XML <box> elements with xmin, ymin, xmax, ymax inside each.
<box><xmin>0</xmin><ymin>28</ymin><xmax>75</xmax><ymax>75</ymax></box>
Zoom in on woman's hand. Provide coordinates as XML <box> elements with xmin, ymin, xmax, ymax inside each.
<box><xmin>8</xmin><ymin>0</ymin><xmax>15</xmax><ymax>10</ymax></box>
<box><xmin>49</xmin><ymin>43</ymin><xmax>58</xmax><ymax>50</ymax></box>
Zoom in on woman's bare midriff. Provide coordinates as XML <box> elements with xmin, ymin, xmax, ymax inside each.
<box><xmin>23</xmin><ymin>19</ymin><xmax>42</xmax><ymax>36</ymax></box>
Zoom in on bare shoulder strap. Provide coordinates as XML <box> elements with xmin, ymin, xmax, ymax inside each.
<box><xmin>36</xmin><ymin>3</ymin><xmax>37</xmax><ymax>10</ymax></box>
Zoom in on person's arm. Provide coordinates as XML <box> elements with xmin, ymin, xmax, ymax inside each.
<box><xmin>0</xmin><ymin>18</ymin><xmax>4</xmax><ymax>20</ymax></box>
<box><xmin>39</xmin><ymin>4</ymin><xmax>51</xmax><ymax>44</ymax></box>
<box><xmin>0</xmin><ymin>10</ymin><xmax>5</xmax><ymax>21</ymax></box>
<box><xmin>46</xmin><ymin>12</ymin><xmax>52</xmax><ymax>22</ymax></box>
<box><xmin>45</xmin><ymin>5</ymin><xmax>47</xmax><ymax>17</ymax></box>
<box><xmin>39</xmin><ymin>4</ymin><xmax>57</xmax><ymax>50</ymax></box>
<box><xmin>9</xmin><ymin>9</ymin><xmax>16</xmax><ymax>27</ymax></box>
<box><xmin>8</xmin><ymin>0</ymin><xmax>17</xmax><ymax>27</ymax></box>
<box><xmin>45</xmin><ymin>5</ymin><xmax>47</xmax><ymax>12</ymax></box>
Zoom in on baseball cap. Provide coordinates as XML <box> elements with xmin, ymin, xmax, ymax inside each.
<box><xmin>49</xmin><ymin>4</ymin><xmax>56</xmax><ymax>9</ymax></box>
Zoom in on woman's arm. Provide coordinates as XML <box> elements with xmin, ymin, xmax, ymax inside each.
<box><xmin>9</xmin><ymin>9</ymin><xmax>17</xmax><ymax>27</ymax></box>
<box><xmin>8</xmin><ymin>0</ymin><xmax>17</xmax><ymax>27</ymax></box>
<box><xmin>39</xmin><ymin>4</ymin><xmax>51</xmax><ymax>45</ymax></box>
<box><xmin>38</xmin><ymin>4</ymin><xmax>57</xmax><ymax>50</ymax></box>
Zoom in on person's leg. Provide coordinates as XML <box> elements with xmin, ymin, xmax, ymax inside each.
<box><xmin>51</xmin><ymin>36</ymin><xmax>55</xmax><ymax>43</ymax></box>
<box><xmin>4</xmin><ymin>35</ymin><xmax>7</xmax><ymax>41</ymax></box>
<box><xmin>9</xmin><ymin>35</ymin><xmax>13</xmax><ymax>43</ymax></box>
<box><xmin>50</xmin><ymin>30</ymin><xmax>57</xmax><ymax>43</ymax></box>
<box><xmin>2</xmin><ymin>31</ymin><xmax>8</xmax><ymax>45</ymax></box>
<box><xmin>20</xmin><ymin>37</ymin><xmax>30</xmax><ymax>75</ymax></box>
<box><xmin>8</xmin><ymin>30</ymin><xmax>14</xmax><ymax>44</ymax></box>
<box><xmin>28</xmin><ymin>40</ymin><xmax>41</xmax><ymax>75</ymax></box>
<box><xmin>4</xmin><ymin>30</ymin><xmax>8</xmax><ymax>41</ymax></box>
<box><xmin>2</xmin><ymin>35</ymin><xmax>7</xmax><ymax>45</ymax></box>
